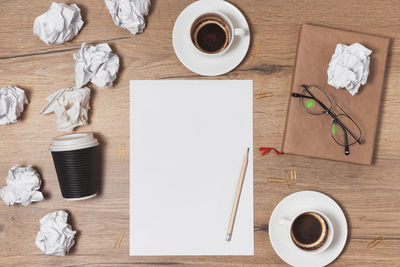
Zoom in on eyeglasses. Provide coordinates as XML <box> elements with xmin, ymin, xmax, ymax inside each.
<box><xmin>291</xmin><ymin>84</ymin><xmax>362</xmax><ymax>155</ymax></box>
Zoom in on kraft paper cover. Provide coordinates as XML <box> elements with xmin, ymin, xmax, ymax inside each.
<box><xmin>282</xmin><ymin>24</ymin><xmax>389</xmax><ymax>165</ymax></box>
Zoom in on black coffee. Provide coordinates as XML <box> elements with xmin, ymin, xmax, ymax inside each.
<box><xmin>196</xmin><ymin>22</ymin><xmax>227</xmax><ymax>53</ymax></box>
<box><xmin>292</xmin><ymin>213</ymin><xmax>322</xmax><ymax>244</ymax></box>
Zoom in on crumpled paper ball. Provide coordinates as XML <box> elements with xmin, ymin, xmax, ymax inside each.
<box><xmin>33</xmin><ymin>2</ymin><xmax>84</xmax><ymax>45</ymax></box>
<box><xmin>40</xmin><ymin>86</ymin><xmax>91</xmax><ymax>132</ymax></box>
<box><xmin>105</xmin><ymin>0</ymin><xmax>151</xmax><ymax>35</ymax></box>
<box><xmin>0</xmin><ymin>165</ymin><xmax>44</xmax><ymax>206</ymax></box>
<box><xmin>0</xmin><ymin>85</ymin><xmax>28</xmax><ymax>125</ymax></box>
<box><xmin>74</xmin><ymin>43</ymin><xmax>120</xmax><ymax>88</ymax></box>
<box><xmin>35</xmin><ymin>210</ymin><xmax>76</xmax><ymax>256</ymax></box>
<box><xmin>327</xmin><ymin>43</ymin><xmax>372</xmax><ymax>96</ymax></box>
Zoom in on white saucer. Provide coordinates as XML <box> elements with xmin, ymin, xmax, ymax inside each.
<box><xmin>269</xmin><ymin>191</ymin><xmax>348</xmax><ymax>267</ymax></box>
<box><xmin>172</xmin><ymin>0</ymin><xmax>250</xmax><ymax>76</ymax></box>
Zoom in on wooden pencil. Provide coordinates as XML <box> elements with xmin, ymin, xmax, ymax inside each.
<box><xmin>226</xmin><ymin>148</ymin><xmax>250</xmax><ymax>241</ymax></box>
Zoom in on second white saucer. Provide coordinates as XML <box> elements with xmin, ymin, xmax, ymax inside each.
<box><xmin>269</xmin><ymin>191</ymin><xmax>348</xmax><ymax>267</ymax></box>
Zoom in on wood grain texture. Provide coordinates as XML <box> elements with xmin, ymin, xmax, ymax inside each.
<box><xmin>0</xmin><ymin>0</ymin><xmax>399</xmax><ymax>266</ymax></box>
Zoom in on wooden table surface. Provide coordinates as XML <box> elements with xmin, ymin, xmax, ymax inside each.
<box><xmin>1</xmin><ymin>0</ymin><xmax>399</xmax><ymax>266</ymax></box>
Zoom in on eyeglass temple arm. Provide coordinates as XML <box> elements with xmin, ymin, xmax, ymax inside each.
<box><xmin>336</xmin><ymin>119</ymin><xmax>350</xmax><ymax>155</ymax></box>
<box><xmin>292</xmin><ymin>87</ymin><xmax>361</xmax><ymax>145</ymax></box>
<box><xmin>291</xmin><ymin>93</ymin><xmax>313</xmax><ymax>99</ymax></box>
<box><xmin>344</xmin><ymin>130</ymin><xmax>350</xmax><ymax>155</ymax></box>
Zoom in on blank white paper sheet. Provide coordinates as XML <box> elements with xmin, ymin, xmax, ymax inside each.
<box><xmin>130</xmin><ymin>80</ymin><xmax>253</xmax><ymax>256</ymax></box>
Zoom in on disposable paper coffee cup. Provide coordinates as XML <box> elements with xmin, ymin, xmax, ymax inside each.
<box><xmin>49</xmin><ymin>133</ymin><xmax>99</xmax><ymax>201</ymax></box>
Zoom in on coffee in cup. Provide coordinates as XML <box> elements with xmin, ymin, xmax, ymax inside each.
<box><xmin>190</xmin><ymin>12</ymin><xmax>245</xmax><ymax>56</ymax></box>
<box><xmin>278</xmin><ymin>210</ymin><xmax>334</xmax><ymax>253</ymax></box>
<box><xmin>191</xmin><ymin>14</ymin><xmax>231</xmax><ymax>54</ymax></box>
<box><xmin>291</xmin><ymin>212</ymin><xmax>329</xmax><ymax>250</ymax></box>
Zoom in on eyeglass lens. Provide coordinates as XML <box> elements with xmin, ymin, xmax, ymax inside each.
<box><xmin>331</xmin><ymin>114</ymin><xmax>362</xmax><ymax>147</ymax></box>
<box><xmin>300</xmin><ymin>85</ymin><xmax>333</xmax><ymax>115</ymax></box>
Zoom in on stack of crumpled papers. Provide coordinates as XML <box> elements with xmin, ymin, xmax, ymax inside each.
<box><xmin>36</xmin><ymin>210</ymin><xmax>76</xmax><ymax>256</ymax></box>
<box><xmin>0</xmin><ymin>165</ymin><xmax>44</xmax><ymax>206</ymax></box>
<box><xmin>33</xmin><ymin>2</ymin><xmax>84</xmax><ymax>45</ymax></box>
<box><xmin>40</xmin><ymin>86</ymin><xmax>91</xmax><ymax>132</ymax></box>
<box><xmin>0</xmin><ymin>85</ymin><xmax>28</xmax><ymax>125</ymax></box>
<box><xmin>105</xmin><ymin>0</ymin><xmax>151</xmax><ymax>35</ymax></box>
<box><xmin>74</xmin><ymin>43</ymin><xmax>120</xmax><ymax>88</ymax></box>
<box><xmin>327</xmin><ymin>43</ymin><xmax>372</xmax><ymax>96</ymax></box>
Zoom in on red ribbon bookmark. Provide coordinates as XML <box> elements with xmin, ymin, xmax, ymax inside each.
<box><xmin>259</xmin><ymin>147</ymin><xmax>285</xmax><ymax>156</ymax></box>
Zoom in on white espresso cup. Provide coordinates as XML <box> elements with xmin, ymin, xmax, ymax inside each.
<box><xmin>190</xmin><ymin>11</ymin><xmax>245</xmax><ymax>56</ymax></box>
<box><xmin>278</xmin><ymin>210</ymin><xmax>334</xmax><ymax>254</ymax></box>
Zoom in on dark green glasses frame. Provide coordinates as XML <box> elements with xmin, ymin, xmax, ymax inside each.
<box><xmin>291</xmin><ymin>84</ymin><xmax>362</xmax><ymax>155</ymax></box>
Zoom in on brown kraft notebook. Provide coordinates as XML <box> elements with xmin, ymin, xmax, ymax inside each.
<box><xmin>282</xmin><ymin>24</ymin><xmax>389</xmax><ymax>165</ymax></box>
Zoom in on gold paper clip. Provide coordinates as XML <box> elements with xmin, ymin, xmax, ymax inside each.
<box><xmin>267</xmin><ymin>177</ymin><xmax>287</xmax><ymax>184</ymax></box>
<box><xmin>367</xmin><ymin>236</ymin><xmax>384</xmax><ymax>248</ymax></box>
<box><xmin>114</xmin><ymin>231</ymin><xmax>125</xmax><ymax>248</ymax></box>
<box><xmin>120</xmin><ymin>144</ymin><xmax>126</xmax><ymax>163</ymax></box>
<box><xmin>287</xmin><ymin>166</ymin><xmax>297</xmax><ymax>187</ymax></box>
<box><xmin>251</xmin><ymin>40</ymin><xmax>263</xmax><ymax>58</ymax></box>
<box><xmin>267</xmin><ymin>166</ymin><xmax>297</xmax><ymax>188</ymax></box>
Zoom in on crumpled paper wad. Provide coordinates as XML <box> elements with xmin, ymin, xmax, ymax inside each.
<box><xmin>0</xmin><ymin>165</ymin><xmax>44</xmax><ymax>206</ymax></box>
<box><xmin>0</xmin><ymin>85</ymin><xmax>28</xmax><ymax>125</ymax></box>
<box><xmin>105</xmin><ymin>0</ymin><xmax>151</xmax><ymax>35</ymax></box>
<box><xmin>74</xmin><ymin>43</ymin><xmax>120</xmax><ymax>88</ymax></box>
<box><xmin>327</xmin><ymin>43</ymin><xmax>372</xmax><ymax>96</ymax></box>
<box><xmin>33</xmin><ymin>2</ymin><xmax>84</xmax><ymax>45</ymax></box>
<box><xmin>36</xmin><ymin>210</ymin><xmax>77</xmax><ymax>256</ymax></box>
<box><xmin>40</xmin><ymin>87</ymin><xmax>91</xmax><ymax>132</ymax></box>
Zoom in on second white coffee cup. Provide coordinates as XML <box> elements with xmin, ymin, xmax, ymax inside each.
<box><xmin>278</xmin><ymin>210</ymin><xmax>334</xmax><ymax>254</ymax></box>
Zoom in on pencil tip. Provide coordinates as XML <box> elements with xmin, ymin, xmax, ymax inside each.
<box><xmin>247</xmin><ymin>148</ymin><xmax>249</xmax><ymax>153</ymax></box>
